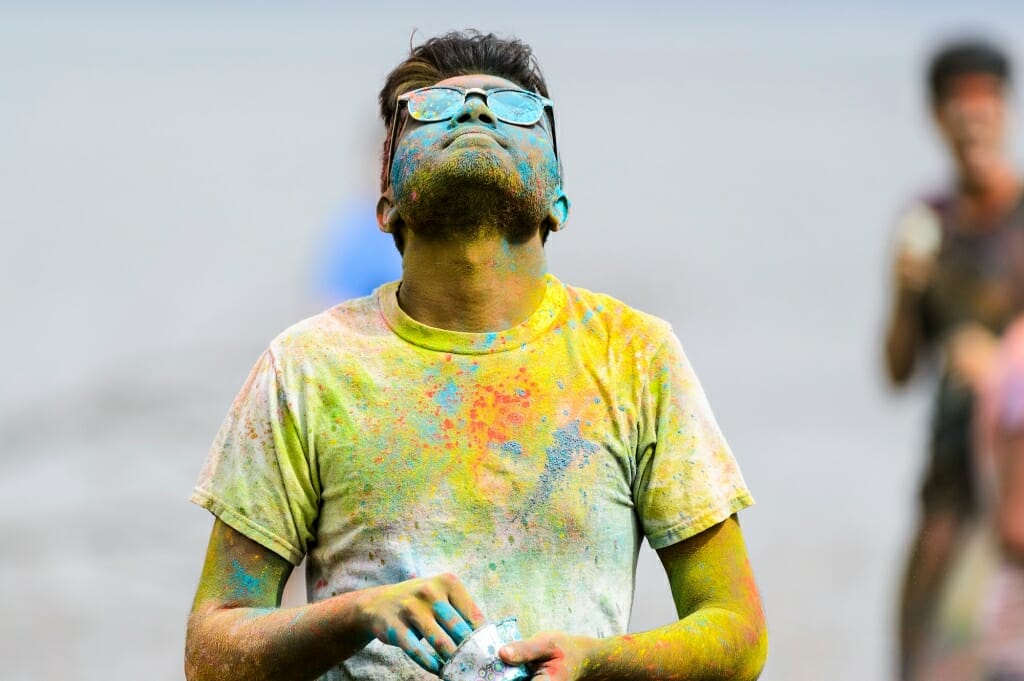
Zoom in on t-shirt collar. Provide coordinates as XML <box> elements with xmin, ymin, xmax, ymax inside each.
<box><xmin>378</xmin><ymin>274</ymin><xmax>566</xmax><ymax>354</ymax></box>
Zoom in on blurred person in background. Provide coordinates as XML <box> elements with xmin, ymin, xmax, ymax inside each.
<box><xmin>315</xmin><ymin>133</ymin><xmax>403</xmax><ymax>304</ymax></box>
<box><xmin>316</xmin><ymin>198</ymin><xmax>403</xmax><ymax>302</ymax></box>
<box><xmin>915</xmin><ymin>317</ymin><xmax>1024</xmax><ymax>680</ymax></box>
<box><xmin>884</xmin><ymin>38</ymin><xmax>1024</xmax><ymax>680</ymax></box>
<box><xmin>184</xmin><ymin>30</ymin><xmax>766</xmax><ymax>681</ymax></box>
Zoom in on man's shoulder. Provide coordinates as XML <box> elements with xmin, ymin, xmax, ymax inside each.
<box><xmin>893</xmin><ymin>189</ymin><xmax>952</xmax><ymax>222</ymax></box>
<box><xmin>267</xmin><ymin>287</ymin><xmax>391</xmax><ymax>363</ymax></box>
<box><xmin>559</xmin><ymin>280</ymin><xmax>674</xmax><ymax>345</ymax></box>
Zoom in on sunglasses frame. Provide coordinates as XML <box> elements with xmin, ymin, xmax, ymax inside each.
<box><xmin>383</xmin><ymin>86</ymin><xmax>559</xmax><ymax>189</ymax></box>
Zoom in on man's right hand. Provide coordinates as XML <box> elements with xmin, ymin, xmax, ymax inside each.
<box><xmin>354</xmin><ymin>573</ymin><xmax>487</xmax><ymax>674</ymax></box>
<box><xmin>187</xmin><ymin>521</ymin><xmax>488</xmax><ymax>681</ymax></box>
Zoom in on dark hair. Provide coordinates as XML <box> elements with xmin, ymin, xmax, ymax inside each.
<box><xmin>378</xmin><ymin>30</ymin><xmax>550</xmax><ymax>190</ymax></box>
<box><xmin>928</xmin><ymin>38</ymin><xmax>1011</xmax><ymax>104</ymax></box>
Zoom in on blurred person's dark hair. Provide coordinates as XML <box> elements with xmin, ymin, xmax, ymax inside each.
<box><xmin>928</xmin><ymin>38</ymin><xmax>1012</xmax><ymax>105</ymax></box>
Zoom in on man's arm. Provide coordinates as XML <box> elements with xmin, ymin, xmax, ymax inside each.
<box><xmin>885</xmin><ymin>249</ymin><xmax>933</xmax><ymax>385</ymax></box>
<box><xmin>185</xmin><ymin>519</ymin><xmax>486</xmax><ymax>681</ymax></box>
<box><xmin>499</xmin><ymin>515</ymin><xmax>767</xmax><ymax>681</ymax></box>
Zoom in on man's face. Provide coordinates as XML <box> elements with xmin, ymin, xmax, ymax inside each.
<box><xmin>384</xmin><ymin>73</ymin><xmax>564</xmax><ymax>243</ymax></box>
<box><xmin>934</xmin><ymin>72</ymin><xmax>1009</xmax><ymax>181</ymax></box>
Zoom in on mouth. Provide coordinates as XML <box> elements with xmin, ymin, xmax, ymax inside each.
<box><xmin>443</xmin><ymin>126</ymin><xmax>508</xmax><ymax>148</ymax></box>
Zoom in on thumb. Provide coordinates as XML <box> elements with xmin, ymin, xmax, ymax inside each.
<box><xmin>499</xmin><ymin>634</ymin><xmax>555</xmax><ymax>665</ymax></box>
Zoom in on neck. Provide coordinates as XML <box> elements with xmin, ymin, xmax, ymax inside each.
<box><xmin>959</xmin><ymin>157</ymin><xmax>1018</xmax><ymax>199</ymax></box>
<box><xmin>397</xmin><ymin>231</ymin><xmax>549</xmax><ymax>333</ymax></box>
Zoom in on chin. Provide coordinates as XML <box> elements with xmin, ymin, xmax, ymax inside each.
<box><xmin>959</xmin><ymin>151</ymin><xmax>999</xmax><ymax>181</ymax></box>
<box><xmin>394</xmin><ymin>157</ymin><xmax>549</xmax><ymax>243</ymax></box>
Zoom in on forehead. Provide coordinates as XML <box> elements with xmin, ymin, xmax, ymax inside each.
<box><xmin>433</xmin><ymin>73</ymin><xmax>523</xmax><ymax>91</ymax></box>
<box><xmin>944</xmin><ymin>72</ymin><xmax>1005</xmax><ymax>100</ymax></box>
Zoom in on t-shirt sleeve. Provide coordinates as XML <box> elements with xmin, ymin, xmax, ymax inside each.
<box><xmin>633</xmin><ymin>328</ymin><xmax>754</xmax><ymax>549</ymax></box>
<box><xmin>191</xmin><ymin>349</ymin><xmax>319</xmax><ymax>565</ymax></box>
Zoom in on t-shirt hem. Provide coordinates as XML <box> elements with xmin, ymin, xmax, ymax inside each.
<box><xmin>645</xmin><ymin>491</ymin><xmax>756</xmax><ymax>550</ymax></box>
<box><xmin>190</xmin><ymin>488</ymin><xmax>305</xmax><ymax>566</ymax></box>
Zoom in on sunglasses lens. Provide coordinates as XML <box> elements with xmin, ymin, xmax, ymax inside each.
<box><xmin>406</xmin><ymin>88</ymin><xmax>464</xmax><ymax>121</ymax></box>
<box><xmin>487</xmin><ymin>90</ymin><xmax>544</xmax><ymax>124</ymax></box>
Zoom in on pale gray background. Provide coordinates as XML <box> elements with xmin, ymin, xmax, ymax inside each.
<box><xmin>4</xmin><ymin>2</ymin><xmax>1024</xmax><ymax>680</ymax></box>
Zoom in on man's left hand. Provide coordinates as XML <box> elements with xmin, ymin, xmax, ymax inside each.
<box><xmin>499</xmin><ymin>632</ymin><xmax>600</xmax><ymax>681</ymax></box>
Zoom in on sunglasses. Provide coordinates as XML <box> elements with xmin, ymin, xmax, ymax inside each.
<box><xmin>384</xmin><ymin>86</ymin><xmax>559</xmax><ymax>188</ymax></box>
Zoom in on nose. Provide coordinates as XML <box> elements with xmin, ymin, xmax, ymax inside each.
<box><xmin>452</xmin><ymin>95</ymin><xmax>497</xmax><ymax>127</ymax></box>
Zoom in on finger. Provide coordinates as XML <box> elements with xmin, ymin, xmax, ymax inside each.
<box><xmin>432</xmin><ymin>600</ymin><xmax>474</xmax><ymax>643</ymax></box>
<box><xmin>440</xmin><ymin>575</ymin><xmax>487</xmax><ymax>629</ymax></box>
<box><xmin>382</xmin><ymin>624</ymin><xmax>443</xmax><ymax>674</ymax></box>
<box><xmin>414</xmin><ymin>619</ymin><xmax>459</xmax><ymax>661</ymax></box>
<box><xmin>499</xmin><ymin>634</ymin><xmax>556</xmax><ymax>665</ymax></box>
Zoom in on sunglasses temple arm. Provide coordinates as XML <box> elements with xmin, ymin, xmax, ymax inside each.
<box><xmin>547</xmin><ymin>108</ymin><xmax>561</xmax><ymax>179</ymax></box>
<box><xmin>383</xmin><ymin>107</ymin><xmax>401</xmax><ymax>189</ymax></box>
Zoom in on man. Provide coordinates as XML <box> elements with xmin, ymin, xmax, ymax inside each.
<box><xmin>186</xmin><ymin>31</ymin><xmax>766</xmax><ymax>681</ymax></box>
<box><xmin>884</xmin><ymin>39</ymin><xmax>1024</xmax><ymax>680</ymax></box>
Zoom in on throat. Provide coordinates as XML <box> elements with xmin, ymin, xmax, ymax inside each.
<box><xmin>397</xmin><ymin>233</ymin><xmax>549</xmax><ymax>333</ymax></box>
<box><xmin>958</xmin><ymin>167</ymin><xmax>1022</xmax><ymax>227</ymax></box>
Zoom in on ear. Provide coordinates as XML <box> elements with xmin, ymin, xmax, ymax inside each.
<box><xmin>376</xmin><ymin>191</ymin><xmax>399</xmax><ymax>234</ymax></box>
<box><xmin>545</xmin><ymin>189</ymin><xmax>571</xmax><ymax>233</ymax></box>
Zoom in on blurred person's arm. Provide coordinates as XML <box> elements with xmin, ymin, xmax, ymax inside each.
<box><xmin>885</xmin><ymin>202</ymin><xmax>944</xmax><ymax>385</ymax></box>
<box><xmin>185</xmin><ymin>519</ymin><xmax>485</xmax><ymax>681</ymax></box>
<box><xmin>885</xmin><ymin>249</ymin><xmax>933</xmax><ymax>385</ymax></box>
<box><xmin>499</xmin><ymin>515</ymin><xmax>767</xmax><ymax>681</ymax></box>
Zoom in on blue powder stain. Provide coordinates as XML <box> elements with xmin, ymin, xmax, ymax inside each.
<box><xmin>534</xmin><ymin>420</ymin><xmax>599</xmax><ymax>504</ymax></box>
<box><xmin>501</xmin><ymin>440</ymin><xmax>524</xmax><ymax>456</ymax></box>
<box><xmin>515</xmin><ymin>387</ymin><xmax>527</xmax><ymax>397</ymax></box>
<box><xmin>433</xmin><ymin>378</ymin><xmax>461</xmax><ymax>415</ymax></box>
<box><xmin>229</xmin><ymin>559</ymin><xmax>261</xmax><ymax>599</ymax></box>
<box><xmin>481</xmin><ymin>332</ymin><xmax>498</xmax><ymax>349</ymax></box>
<box><xmin>433</xmin><ymin>601</ymin><xmax>473</xmax><ymax>640</ymax></box>
<box><xmin>582</xmin><ymin>309</ymin><xmax>595</xmax><ymax>324</ymax></box>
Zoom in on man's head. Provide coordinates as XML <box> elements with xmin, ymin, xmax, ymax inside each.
<box><xmin>928</xmin><ymin>39</ymin><xmax>1013</xmax><ymax>183</ymax></box>
<box><xmin>376</xmin><ymin>31</ymin><xmax>568</xmax><ymax>253</ymax></box>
